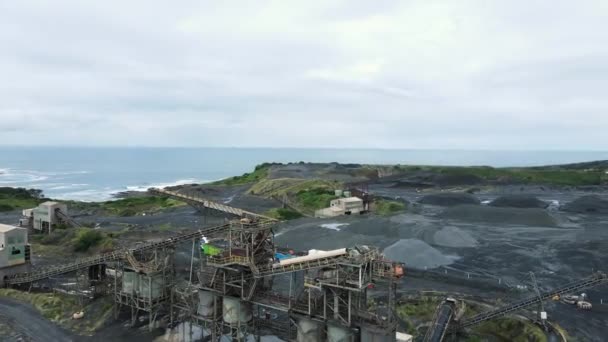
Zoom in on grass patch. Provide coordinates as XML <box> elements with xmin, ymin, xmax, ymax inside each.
<box><xmin>471</xmin><ymin>317</ymin><xmax>547</xmax><ymax>342</ymax></box>
<box><xmin>213</xmin><ymin>163</ymin><xmax>277</xmax><ymax>186</ymax></box>
<box><xmin>73</xmin><ymin>229</ymin><xmax>105</xmax><ymax>252</ymax></box>
<box><xmin>0</xmin><ymin>187</ymin><xmax>44</xmax><ymax>211</ymax></box>
<box><xmin>374</xmin><ymin>199</ymin><xmax>406</xmax><ymax>215</ymax></box>
<box><xmin>31</xmin><ymin>228</ymin><xmax>114</xmax><ymax>254</ymax></box>
<box><xmin>248</xmin><ymin>178</ymin><xmax>342</xmax><ymax>215</ymax></box>
<box><xmin>266</xmin><ymin>208</ymin><xmax>303</xmax><ymax>220</ymax></box>
<box><xmin>157</xmin><ymin>223</ymin><xmax>173</xmax><ymax>231</ymax></box>
<box><xmin>393</xmin><ymin>165</ymin><xmax>603</xmax><ymax>186</ymax></box>
<box><xmin>0</xmin><ymin>289</ymin><xmax>114</xmax><ymax>335</ymax></box>
<box><xmin>395</xmin><ymin>296</ymin><xmax>441</xmax><ymax>335</ymax></box>
<box><xmin>102</xmin><ymin>196</ymin><xmax>185</xmax><ymax>216</ymax></box>
<box><xmin>295</xmin><ymin>188</ymin><xmax>338</xmax><ymax>211</ymax></box>
<box><xmin>396</xmin><ymin>297</ymin><xmax>441</xmax><ymax>322</ymax></box>
<box><xmin>0</xmin><ymin>288</ymin><xmax>80</xmax><ymax>323</ymax></box>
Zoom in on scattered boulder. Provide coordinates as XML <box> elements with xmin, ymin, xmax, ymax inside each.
<box><xmin>441</xmin><ymin>205</ymin><xmax>558</xmax><ymax>227</ymax></box>
<box><xmin>562</xmin><ymin>195</ymin><xmax>608</xmax><ymax>215</ymax></box>
<box><xmin>489</xmin><ymin>195</ymin><xmax>548</xmax><ymax>209</ymax></box>
<box><xmin>419</xmin><ymin>193</ymin><xmax>480</xmax><ymax>207</ymax></box>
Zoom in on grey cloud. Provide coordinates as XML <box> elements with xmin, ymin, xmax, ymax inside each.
<box><xmin>0</xmin><ymin>1</ymin><xmax>606</xmax><ymax>149</ymax></box>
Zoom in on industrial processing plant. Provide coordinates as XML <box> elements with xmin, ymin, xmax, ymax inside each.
<box><xmin>2</xmin><ymin>181</ymin><xmax>607</xmax><ymax>342</ymax></box>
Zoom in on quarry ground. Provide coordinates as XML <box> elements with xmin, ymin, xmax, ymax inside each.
<box><xmin>1</xmin><ymin>162</ymin><xmax>608</xmax><ymax>341</ymax></box>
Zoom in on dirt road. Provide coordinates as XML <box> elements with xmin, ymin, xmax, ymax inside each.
<box><xmin>0</xmin><ymin>297</ymin><xmax>73</xmax><ymax>342</ymax></box>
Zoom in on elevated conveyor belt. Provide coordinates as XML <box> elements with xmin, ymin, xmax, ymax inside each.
<box><xmin>149</xmin><ymin>188</ymin><xmax>277</xmax><ymax>222</ymax></box>
<box><xmin>256</xmin><ymin>249</ymin><xmax>386</xmax><ymax>278</ymax></box>
<box><xmin>423</xmin><ymin>300</ymin><xmax>455</xmax><ymax>342</ymax></box>
<box><xmin>257</xmin><ymin>253</ymin><xmax>353</xmax><ymax>277</ymax></box>
<box><xmin>5</xmin><ymin>223</ymin><xmax>233</xmax><ymax>285</ymax></box>
<box><xmin>55</xmin><ymin>209</ymin><xmax>81</xmax><ymax>228</ymax></box>
<box><xmin>455</xmin><ymin>272</ymin><xmax>608</xmax><ymax>330</ymax></box>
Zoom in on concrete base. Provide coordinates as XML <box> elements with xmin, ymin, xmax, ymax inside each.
<box><xmin>0</xmin><ymin>263</ymin><xmax>31</xmax><ymax>287</ymax></box>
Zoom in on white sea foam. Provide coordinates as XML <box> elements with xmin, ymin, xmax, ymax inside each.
<box><xmin>48</xmin><ymin>184</ymin><xmax>89</xmax><ymax>190</ymax></box>
<box><xmin>320</xmin><ymin>223</ymin><xmax>349</xmax><ymax>231</ymax></box>
<box><xmin>53</xmin><ymin>188</ymin><xmax>117</xmax><ymax>202</ymax></box>
<box><xmin>125</xmin><ymin>179</ymin><xmax>203</xmax><ymax>192</ymax></box>
<box><xmin>0</xmin><ymin>168</ymin><xmax>90</xmax><ymax>186</ymax></box>
<box><xmin>0</xmin><ymin>168</ymin><xmax>50</xmax><ymax>184</ymax></box>
<box><xmin>0</xmin><ymin>164</ymin><xmax>216</xmax><ymax>202</ymax></box>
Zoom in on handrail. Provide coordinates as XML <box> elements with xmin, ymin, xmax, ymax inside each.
<box><xmin>5</xmin><ymin>223</ymin><xmax>235</xmax><ymax>285</ymax></box>
<box><xmin>456</xmin><ymin>272</ymin><xmax>608</xmax><ymax>330</ymax></box>
<box><xmin>149</xmin><ymin>188</ymin><xmax>277</xmax><ymax>222</ymax></box>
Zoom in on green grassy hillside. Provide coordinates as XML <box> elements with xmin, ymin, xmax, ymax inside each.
<box><xmin>0</xmin><ymin>187</ymin><xmax>45</xmax><ymax>211</ymax></box>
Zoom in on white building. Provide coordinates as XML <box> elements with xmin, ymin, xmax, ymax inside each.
<box><xmin>32</xmin><ymin>201</ymin><xmax>68</xmax><ymax>233</ymax></box>
<box><xmin>315</xmin><ymin>197</ymin><xmax>365</xmax><ymax>218</ymax></box>
<box><xmin>0</xmin><ymin>224</ymin><xmax>31</xmax><ymax>286</ymax></box>
<box><xmin>0</xmin><ymin>224</ymin><xmax>29</xmax><ymax>268</ymax></box>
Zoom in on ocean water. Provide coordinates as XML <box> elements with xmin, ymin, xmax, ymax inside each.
<box><xmin>0</xmin><ymin>147</ymin><xmax>606</xmax><ymax>201</ymax></box>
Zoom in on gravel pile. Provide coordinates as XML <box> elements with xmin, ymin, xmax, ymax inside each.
<box><xmin>441</xmin><ymin>205</ymin><xmax>558</xmax><ymax>227</ymax></box>
<box><xmin>383</xmin><ymin>239</ymin><xmax>454</xmax><ymax>269</ymax></box>
<box><xmin>419</xmin><ymin>193</ymin><xmax>480</xmax><ymax>207</ymax></box>
<box><xmin>561</xmin><ymin>195</ymin><xmax>608</xmax><ymax>215</ymax></box>
<box><xmin>433</xmin><ymin>226</ymin><xmax>478</xmax><ymax>248</ymax></box>
<box><xmin>489</xmin><ymin>195</ymin><xmax>548</xmax><ymax>209</ymax></box>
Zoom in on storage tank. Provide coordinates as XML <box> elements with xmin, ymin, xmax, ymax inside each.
<box><xmin>223</xmin><ymin>297</ymin><xmax>252</xmax><ymax>324</ymax></box>
<box><xmin>122</xmin><ymin>271</ymin><xmax>139</xmax><ymax>294</ymax></box>
<box><xmin>335</xmin><ymin>190</ymin><xmax>343</xmax><ymax>197</ymax></box>
<box><xmin>296</xmin><ymin>317</ymin><xmax>324</xmax><ymax>342</ymax></box>
<box><xmin>327</xmin><ymin>324</ymin><xmax>354</xmax><ymax>342</ymax></box>
<box><xmin>197</xmin><ymin>290</ymin><xmax>218</xmax><ymax>317</ymax></box>
<box><xmin>138</xmin><ymin>273</ymin><xmax>164</xmax><ymax>299</ymax></box>
<box><xmin>360</xmin><ymin>325</ymin><xmax>394</xmax><ymax>342</ymax></box>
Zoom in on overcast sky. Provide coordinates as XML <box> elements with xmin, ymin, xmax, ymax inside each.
<box><xmin>1</xmin><ymin>1</ymin><xmax>607</xmax><ymax>150</ymax></box>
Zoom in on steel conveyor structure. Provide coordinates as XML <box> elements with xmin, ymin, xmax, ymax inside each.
<box><xmin>5</xmin><ymin>223</ymin><xmax>234</xmax><ymax>285</ymax></box>
<box><xmin>54</xmin><ymin>208</ymin><xmax>82</xmax><ymax>228</ymax></box>
<box><xmin>423</xmin><ymin>299</ymin><xmax>455</xmax><ymax>342</ymax></box>
<box><xmin>149</xmin><ymin>188</ymin><xmax>277</xmax><ymax>222</ymax></box>
<box><xmin>453</xmin><ymin>272</ymin><xmax>608</xmax><ymax>331</ymax></box>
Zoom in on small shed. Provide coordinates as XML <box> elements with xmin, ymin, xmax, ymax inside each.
<box><xmin>0</xmin><ymin>224</ymin><xmax>28</xmax><ymax>268</ymax></box>
<box><xmin>33</xmin><ymin>201</ymin><xmax>68</xmax><ymax>232</ymax></box>
<box><xmin>315</xmin><ymin>197</ymin><xmax>365</xmax><ymax>218</ymax></box>
<box><xmin>330</xmin><ymin>197</ymin><xmax>364</xmax><ymax>212</ymax></box>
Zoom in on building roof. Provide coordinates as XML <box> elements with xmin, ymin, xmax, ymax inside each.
<box><xmin>339</xmin><ymin>197</ymin><xmax>363</xmax><ymax>203</ymax></box>
<box><xmin>0</xmin><ymin>223</ymin><xmax>20</xmax><ymax>233</ymax></box>
<box><xmin>40</xmin><ymin>201</ymin><xmax>60</xmax><ymax>206</ymax></box>
<box><xmin>396</xmin><ymin>332</ymin><xmax>413</xmax><ymax>342</ymax></box>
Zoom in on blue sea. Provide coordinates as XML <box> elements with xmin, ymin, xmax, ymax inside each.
<box><xmin>0</xmin><ymin>147</ymin><xmax>606</xmax><ymax>201</ymax></box>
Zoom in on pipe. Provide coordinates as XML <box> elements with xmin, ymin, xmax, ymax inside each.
<box><xmin>274</xmin><ymin>248</ymin><xmax>347</xmax><ymax>267</ymax></box>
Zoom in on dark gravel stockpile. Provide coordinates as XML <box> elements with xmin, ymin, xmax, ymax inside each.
<box><xmin>441</xmin><ymin>204</ymin><xmax>558</xmax><ymax>227</ymax></box>
<box><xmin>562</xmin><ymin>195</ymin><xmax>608</xmax><ymax>215</ymax></box>
<box><xmin>382</xmin><ymin>239</ymin><xmax>454</xmax><ymax>269</ymax></box>
<box><xmin>489</xmin><ymin>195</ymin><xmax>549</xmax><ymax>209</ymax></box>
<box><xmin>418</xmin><ymin>193</ymin><xmax>481</xmax><ymax>207</ymax></box>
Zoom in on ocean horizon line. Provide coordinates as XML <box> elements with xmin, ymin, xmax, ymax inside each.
<box><xmin>1</xmin><ymin>145</ymin><xmax>607</xmax><ymax>153</ymax></box>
